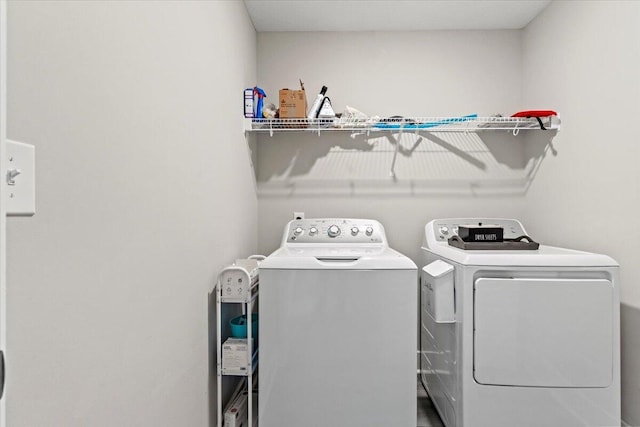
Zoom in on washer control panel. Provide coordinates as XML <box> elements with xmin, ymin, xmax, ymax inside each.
<box><xmin>431</xmin><ymin>218</ymin><xmax>527</xmax><ymax>242</ymax></box>
<box><xmin>285</xmin><ymin>219</ymin><xmax>385</xmax><ymax>244</ymax></box>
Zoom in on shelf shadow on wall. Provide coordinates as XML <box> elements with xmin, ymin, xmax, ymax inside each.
<box><xmin>255</xmin><ymin>129</ymin><xmax>557</xmax><ymax>197</ymax></box>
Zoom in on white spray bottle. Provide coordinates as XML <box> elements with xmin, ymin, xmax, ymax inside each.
<box><xmin>307</xmin><ymin>86</ymin><xmax>328</xmax><ymax>119</ymax></box>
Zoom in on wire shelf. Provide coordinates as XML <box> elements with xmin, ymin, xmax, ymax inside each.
<box><xmin>245</xmin><ymin>115</ymin><xmax>561</xmax><ymax>135</ymax></box>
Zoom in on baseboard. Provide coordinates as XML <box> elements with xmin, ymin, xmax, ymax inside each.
<box><xmin>621</xmin><ymin>303</ymin><xmax>640</xmax><ymax>427</ymax></box>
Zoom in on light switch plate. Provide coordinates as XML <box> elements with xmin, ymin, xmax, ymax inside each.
<box><xmin>6</xmin><ymin>139</ymin><xmax>35</xmax><ymax>216</ymax></box>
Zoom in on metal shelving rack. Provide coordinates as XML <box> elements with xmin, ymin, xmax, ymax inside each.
<box><xmin>244</xmin><ymin>115</ymin><xmax>560</xmax><ymax>178</ymax></box>
<box><xmin>244</xmin><ymin>115</ymin><xmax>561</xmax><ymax>136</ymax></box>
<box><xmin>215</xmin><ymin>255</ymin><xmax>264</xmax><ymax>427</ymax></box>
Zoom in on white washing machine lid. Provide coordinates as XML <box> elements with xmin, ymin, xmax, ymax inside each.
<box><xmin>261</xmin><ymin>246</ymin><xmax>417</xmax><ymax>270</ymax></box>
<box><xmin>262</xmin><ymin>218</ymin><xmax>417</xmax><ymax>270</ymax></box>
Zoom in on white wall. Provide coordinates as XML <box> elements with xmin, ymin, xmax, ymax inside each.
<box><xmin>6</xmin><ymin>1</ymin><xmax>256</xmax><ymax>426</ymax></box>
<box><xmin>521</xmin><ymin>2</ymin><xmax>640</xmax><ymax>425</ymax></box>
<box><xmin>255</xmin><ymin>31</ymin><xmax>543</xmax><ymax>260</ymax></box>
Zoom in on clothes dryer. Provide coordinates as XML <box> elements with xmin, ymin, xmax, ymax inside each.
<box><xmin>420</xmin><ymin>218</ymin><xmax>620</xmax><ymax>427</ymax></box>
<box><xmin>259</xmin><ymin>218</ymin><xmax>417</xmax><ymax>427</ymax></box>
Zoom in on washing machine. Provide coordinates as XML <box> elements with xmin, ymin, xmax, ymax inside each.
<box><xmin>259</xmin><ymin>218</ymin><xmax>417</xmax><ymax>427</ymax></box>
<box><xmin>420</xmin><ymin>218</ymin><xmax>620</xmax><ymax>427</ymax></box>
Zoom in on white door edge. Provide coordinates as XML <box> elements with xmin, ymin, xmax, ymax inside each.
<box><xmin>0</xmin><ymin>0</ymin><xmax>8</xmax><ymax>424</ymax></box>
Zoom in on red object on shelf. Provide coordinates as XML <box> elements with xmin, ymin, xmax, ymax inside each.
<box><xmin>511</xmin><ymin>110</ymin><xmax>557</xmax><ymax>118</ymax></box>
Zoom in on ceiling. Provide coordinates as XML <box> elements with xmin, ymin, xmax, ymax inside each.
<box><xmin>244</xmin><ymin>0</ymin><xmax>551</xmax><ymax>32</ymax></box>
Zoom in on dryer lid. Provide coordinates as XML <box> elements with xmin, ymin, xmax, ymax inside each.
<box><xmin>422</xmin><ymin>218</ymin><xmax>618</xmax><ymax>267</ymax></box>
<box><xmin>426</xmin><ymin>244</ymin><xmax>618</xmax><ymax>267</ymax></box>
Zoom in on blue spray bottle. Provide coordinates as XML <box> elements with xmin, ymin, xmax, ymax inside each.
<box><xmin>253</xmin><ymin>87</ymin><xmax>266</xmax><ymax>118</ymax></box>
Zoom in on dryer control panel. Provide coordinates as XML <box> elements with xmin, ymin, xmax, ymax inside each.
<box><xmin>284</xmin><ymin>218</ymin><xmax>385</xmax><ymax>245</ymax></box>
<box><xmin>430</xmin><ymin>218</ymin><xmax>527</xmax><ymax>243</ymax></box>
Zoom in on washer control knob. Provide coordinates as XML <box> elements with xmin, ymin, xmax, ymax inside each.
<box><xmin>309</xmin><ymin>227</ymin><xmax>318</xmax><ymax>235</ymax></box>
<box><xmin>351</xmin><ymin>227</ymin><xmax>359</xmax><ymax>236</ymax></box>
<box><xmin>294</xmin><ymin>227</ymin><xmax>303</xmax><ymax>235</ymax></box>
<box><xmin>328</xmin><ymin>225</ymin><xmax>341</xmax><ymax>237</ymax></box>
<box><xmin>365</xmin><ymin>226</ymin><xmax>374</xmax><ymax>236</ymax></box>
<box><xmin>439</xmin><ymin>226</ymin><xmax>449</xmax><ymax>235</ymax></box>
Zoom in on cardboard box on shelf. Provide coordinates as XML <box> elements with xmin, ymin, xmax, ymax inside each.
<box><xmin>222</xmin><ymin>338</ymin><xmax>253</xmax><ymax>375</ymax></box>
<box><xmin>224</xmin><ymin>390</ymin><xmax>258</xmax><ymax>427</ymax></box>
<box><xmin>224</xmin><ymin>391</ymin><xmax>247</xmax><ymax>427</ymax></box>
<box><xmin>279</xmin><ymin>88</ymin><xmax>307</xmax><ymax>118</ymax></box>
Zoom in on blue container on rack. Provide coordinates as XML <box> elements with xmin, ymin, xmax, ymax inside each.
<box><xmin>230</xmin><ymin>313</ymin><xmax>258</xmax><ymax>339</ymax></box>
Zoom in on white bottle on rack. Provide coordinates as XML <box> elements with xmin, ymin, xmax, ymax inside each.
<box><xmin>307</xmin><ymin>86</ymin><xmax>328</xmax><ymax>119</ymax></box>
<box><xmin>244</xmin><ymin>88</ymin><xmax>254</xmax><ymax>118</ymax></box>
